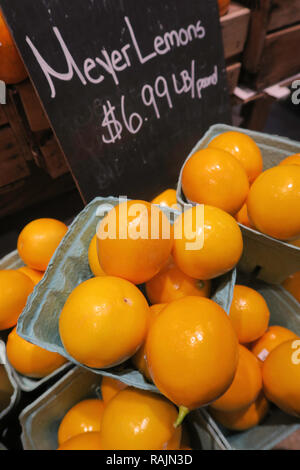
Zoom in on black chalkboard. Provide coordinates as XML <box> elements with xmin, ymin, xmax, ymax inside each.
<box><xmin>0</xmin><ymin>0</ymin><xmax>231</xmax><ymax>203</ymax></box>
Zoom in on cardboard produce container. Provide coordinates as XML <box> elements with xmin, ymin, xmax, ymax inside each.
<box><xmin>176</xmin><ymin>124</ymin><xmax>300</xmax><ymax>284</ymax></box>
<box><xmin>20</xmin><ymin>367</ymin><xmax>101</xmax><ymax>450</ymax></box>
<box><xmin>0</xmin><ymin>251</ymin><xmax>72</xmax><ymax>392</ymax></box>
<box><xmin>20</xmin><ymin>366</ymin><xmax>202</xmax><ymax>450</ymax></box>
<box><xmin>199</xmin><ymin>281</ymin><xmax>300</xmax><ymax>450</ymax></box>
<box><xmin>6</xmin><ymin>356</ymin><xmax>72</xmax><ymax>394</ymax></box>
<box><xmin>17</xmin><ymin>197</ymin><xmax>236</xmax><ymax>390</ymax></box>
<box><xmin>0</xmin><ymin>341</ymin><xmax>20</xmax><ymax>423</ymax></box>
<box><xmin>0</xmin><ymin>250</ymin><xmax>24</xmax><ymax>344</ymax></box>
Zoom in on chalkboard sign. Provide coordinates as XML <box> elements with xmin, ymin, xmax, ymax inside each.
<box><xmin>0</xmin><ymin>0</ymin><xmax>231</xmax><ymax>203</ymax></box>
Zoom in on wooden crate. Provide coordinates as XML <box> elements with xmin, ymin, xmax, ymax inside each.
<box><xmin>221</xmin><ymin>2</ymin><xmax>251</xmax><ymax>60</ymax></box>
<box><xmin>255</xmin><ymin>24</ymin><xmax>300</xmax><ymax>89</ymax></box>
<box><xmin>221</xmin><ymin>2</ymin><xmax>251</xmax><ymax>94</ymax></box>
<box><xmin>16</xmin><ymin>81</ymin><xmax>49</xmax><ymax>132</ymax></box>
<box><xmin>0</xmin><ymin>84</ymin><xmax>75</xmax><ymax>218</ymax></box>
<box><xmin>0</xmin><ymin>90</ymin><xmax>32</xmax><ymax>188</ymax></box>
<box><xmin>1</xmin><ymin>89</ymin><xmax>32</xmax><ymax>160</ymax></box>
<box><xmin>0</xmin><ymin>106</ymin><xmax>7</xmax><ymax>127</ymax></box>
<box><xmin>14</xmin><ymin>80</ymin><xmax>70</xmax><ymax>178</ymax></box>
<box><xmin>226</xmin><ymin>62</ymin><xmax>242</xmax><ymax>94</ymax></box>
<box><xmin>40</xmin><ymin>135</ymin><xmax>69</xmax><ymax>179</ymax></box>
<box><xmin>0</xmin><ymin>166</ymin><xmax>76</xmax><ymax>219</ymax></box>
<box><xmin>240</xmin><ymin>93</ymin><xmax>275</xmax><ymax>131</ymax></box>
<box><xmin>0</xmin><ymin>126</ymin><xmax>30</xmax><ymax>187</ymax></box>
<box><xmin>241</xmin><ymin>0</ymin><xmax>300</xmax><ymax>89</ymax></box>
<box><xmin>267</xmin><ymin>0</ymin><xmax>300</xmax><ymax>32</ymax></box>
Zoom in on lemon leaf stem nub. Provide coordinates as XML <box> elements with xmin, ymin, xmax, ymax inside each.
<box><xmin>174</xmin><ymin>406</ymin><xmax>189</xmax><ymax>428</ymax></box>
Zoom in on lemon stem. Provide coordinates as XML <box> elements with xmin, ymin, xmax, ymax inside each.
<box><xmin>174</xmin><ymin>406</ymin><xmax>189</xmax><ymax>427</ymax></box>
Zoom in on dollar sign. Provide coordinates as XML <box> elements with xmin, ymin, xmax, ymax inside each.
<box><xmin>101</xmin><ymin>100</ymin><xmax>123</xmax><ymax>144</ymax></box>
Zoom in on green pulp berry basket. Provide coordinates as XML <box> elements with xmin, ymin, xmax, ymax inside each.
<box><xmin>198</xmin><ymin>280</ymin><xmax>300</xmax><ymax>450</ymax></box>
<box><xmin>20</xmin><ymin>365</ymin><xmax>202</xmax><ymax>450</ymax></box>
<box><xmin>17</xmin><ymin>196</ymin><xmax>236</xmax><ymax>391</ymax></box>
<box><xmin>0</xmin><ymin>340</ymin><xmax>20</xmax><ymax>423</ymax></box>
<box><xmin>176</xmin><ymin>124</ymin><xmax>300</xmax><ymax>284</ymax></box>
<box><xmin>0</xmin><ymin>250</ymin><xmax>72</xmax><ymax>393</ymax></box>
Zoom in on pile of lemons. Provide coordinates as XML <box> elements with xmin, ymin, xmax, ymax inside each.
<box><xmin>0</xmin><ymin>219</ymin><xmax>68</xmax><ymax>378</ymax></box>
<box><xmin>0</xmin><ymin>130</ymin><xmax>299</xmax><ymax>450</ymax></box>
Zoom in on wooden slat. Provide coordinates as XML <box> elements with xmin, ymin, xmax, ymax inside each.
<box><xmin>17</xmin><ymin>80</ymin><xmax>50</xmax><ymax>132</ymax></box>
<box><xmin>0</xmin><ymin>106</ymin><xmax>8</xmax><ymax>127</ymax></box>
<box><xmin>40</xmin><ymin>135</ymin><xmax>69</xmax><ymax>179</ymax></box>
<box><xmin>2</xmin><ymin>89</ymin><xmax>33</xmax><ymax>162</ymax></box>
<box><xmin>221</xmin><ymin>2</ymin><xmax>251</xmax><ymax>59</ymax></box>
<box><xmin>226</xmin><ymin>62</ymin><xmax>241</xmax><ymax>94</ymax></box>
<box><xmin>268</xmin><ymin>0</ymin><xmax>300</xmax><ymax>32</ymax></box>
<box><xmin>0</xmin><ymin>167</ymin><xmax>75</xmax><ymax>219</ymax></box>
<box><xmin>0</xmin><ymin>126</ymin><xmax>30</xmax><ymax>187</ymax></box>
<box><xmin>242</xmin><ymin>0</ymin><xmax>300</xmax><ymax>75</ymax></box>
<box><xmin>254</xmin><ymin>23</ymin><xmax>300</xmax><ymax>90</ymax></box>
<box><xmin>241</xmin><ymin>94</ymin><xmax>274</xmax><ymax>131</ymax></box>
<box><xmin>242</xmin><ymin>0</ymin><xmax>271</xmax><ymax>74</ymax></box>
<box><xmin>239</xmin><ymin>0</ymin><xmax>300</xmax><ymax>32</ymax></box>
